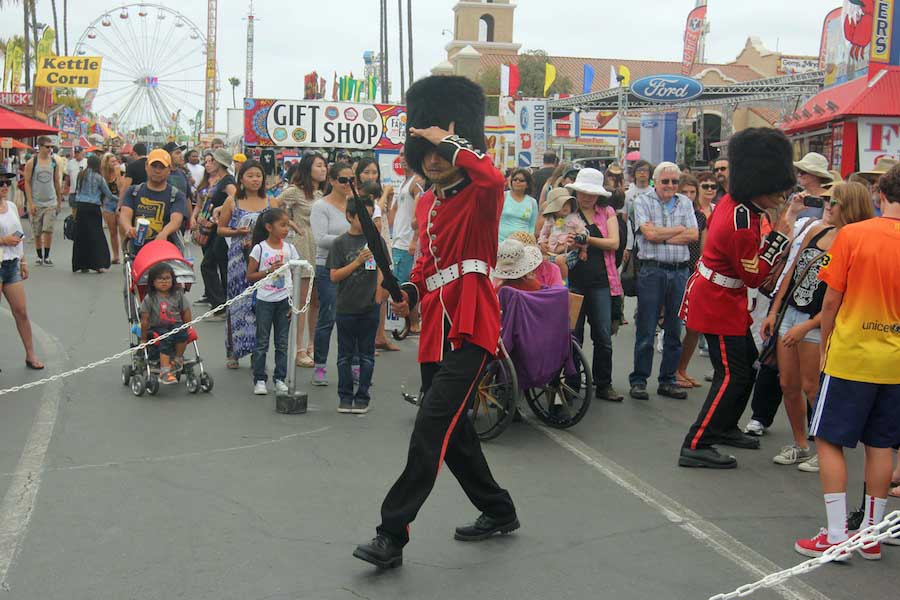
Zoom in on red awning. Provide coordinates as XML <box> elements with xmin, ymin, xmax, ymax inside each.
<box><xmin>782</xmin><ymin>67</ymin><xmax>900</xmax><ymax>134</ymax></box>
<box><xmin>0</xmin><ymin>106</ymin><xmax>58</xmax><ymax>138</ymax></box>
<box><xmin>2</xmin><ymin>137</ymin><xmax>31</xmax><ymax>149</ymax></box>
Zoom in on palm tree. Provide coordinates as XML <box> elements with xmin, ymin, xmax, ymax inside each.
<box><xmin>62</xmin><ymin>0</ymin><xmax>67</xmax><ymax>54</ymax></box>
<box><xmin>23</xmin><ymin>0</ymin><xmax>31</xmax><ymax>91</ymax></box>
<box><xmin>407</xmin><ymin>0</ymin><xmax>413</xmax><ymax>84</ymax></box>
<box><xmin>50</xmin><ymin>0</ymin><xmax>59</xmax><ymax>55</ymax></box>
<box><xmin>397</xmin><ymin>0</ymin><xmax>405</xmax><ymax>103</ymax></box>
<box><xmin>228</xmin><ymin>76</ymin><xmax>240</xmax><ymax>108</ymax></box>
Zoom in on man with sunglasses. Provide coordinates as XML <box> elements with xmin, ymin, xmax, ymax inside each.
<box><xmin>23</xmin><ymin>136</ymin><xmax>62</xmax><ymax>266</ymax></box>
<box><xmin>713</xmin><ymin>159</ymin><xmax>729</xmax><ymax>202</ymax></box>
<box><xmin>678</xmin><ymin>128</ymin><xmax>795</xmax><ymax>469</ymax></box>
<box><xmin>629</xmin><ymin>162</ymin><xmax>698</xmax><ymax>401</ymax></box>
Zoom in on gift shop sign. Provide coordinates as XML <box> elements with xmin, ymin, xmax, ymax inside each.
<box><xmin>630</xmin><ymin>75</ymin><xmax>704</xmax><ymax>103</ymax></box>
<box><xmin>858</xmin><ymin>117</ymin><xmax>900</xmax><ymax>171</ymax></box>
<box><xmin>244</xmin><ymin>98</ymin><xmax>406</xmax><ymax>150</ymax></box>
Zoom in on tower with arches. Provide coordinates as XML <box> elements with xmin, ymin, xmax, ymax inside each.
<box><xmin>446</xmin><ymin>0</ymin><xmax>521</xmax><ymax>60</ymax></box>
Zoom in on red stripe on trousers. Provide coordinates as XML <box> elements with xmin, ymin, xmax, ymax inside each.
<box><xmin>690</xmin><ymin>336</ymin><xmax>731</xmax><ymax>450</ymax></box>
<box><xmin>436</xmin><ymin>354</ymin><xmax>488</xmax><ymax>476</ymax></box>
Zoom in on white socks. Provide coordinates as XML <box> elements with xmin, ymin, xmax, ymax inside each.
<box><xmin>824</xmin><ymin>492</ymin><xmax>848</xmax><ymax>543</ymax></box>
<box><xmin>862</xmin><ymin>494</ymin><xmax>888</xmax><ymax>529</ymax></box>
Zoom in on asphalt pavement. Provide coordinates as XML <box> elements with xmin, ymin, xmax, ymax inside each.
<box><xmin>0</xmin><ymin>225</ymin><xmax>897</xmax><ymax>600</ymax></box>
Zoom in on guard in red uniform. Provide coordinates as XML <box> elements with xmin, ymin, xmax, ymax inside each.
<box><xmin>353</xmin><ymin>76</ymin><xmax>517</xmax><ymax>569</ymax></box>
<box><xmin>678</xmin><ymin>128</ymin><xmax>795</xmax><ymax>469</ymax></box>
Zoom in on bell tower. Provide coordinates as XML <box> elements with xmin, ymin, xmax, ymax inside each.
<box><xmin>446</xmin><ymin>1</ymin><xmax>521</xmax><ymax>60</ymax></box>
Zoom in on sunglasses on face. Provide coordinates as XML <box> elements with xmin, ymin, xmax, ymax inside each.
<box><xmin>635</xmin><ymin>169</ymin><xmax>649</xmax><ymax>175</ymax></box>
<box><xmin>700</xmin><ymin>183</ymin><xmax>717</xmax><ymax>190</ymax></box>
<box><xmin>336</xmin><ymin>176</ymin><xmax>353</xmax><ymax>184</ymax></box>
<box><xmin>0</xmin><ymin>180</ymin><xmax>11</xmax><ymax>188</ymax></box>
<box><xmin>715</xmin><ymin>166</ymin><xmax>728</xmax><ymax>172</ymax></box>
<box><xmin>659</xmin><ymin>178</ymin><xmax>680</xmax><ymax>185</ymax></box>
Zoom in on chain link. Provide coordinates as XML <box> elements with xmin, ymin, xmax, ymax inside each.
<box><xmin>286</xmin><ymin>262</ymin><xmax>316</xmax><ymax>315</ymax></box>
<box><xmin>709</xmin><ymin>511</ymin><xmax>900</xmax><ymax>600</ymax></box>
<box><xmin>0</xmin><ymin>262</ymin><xmax>311</xmax><ymax>397</ymax></box>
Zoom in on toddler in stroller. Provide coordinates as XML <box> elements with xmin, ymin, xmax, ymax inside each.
<box><xmin>122</xmin><ymin>239</ymin><xmax>213</xmax><ymax>396</ymax></box>
<box><xmin>140</xmin><ymin>262</ymin><xmax>191</xmax><ymax>384</ymax></box>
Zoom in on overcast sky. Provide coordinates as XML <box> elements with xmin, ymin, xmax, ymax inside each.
<box><xmin>1</xmin><ymin>0</ymin><xmax>840</xmax><ymax>129</ymax></box>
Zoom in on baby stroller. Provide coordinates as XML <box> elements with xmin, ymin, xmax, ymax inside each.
<box><xmin>121</xmin><ymin>239</ymin><xmax>214</xmax><ymax>397</ymax></box>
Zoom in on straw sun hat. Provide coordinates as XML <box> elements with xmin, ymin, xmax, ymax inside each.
<box><xmin>494</xmin><ymin>238</ymin><xmax>542</xmax><ymax>280</ymax></box>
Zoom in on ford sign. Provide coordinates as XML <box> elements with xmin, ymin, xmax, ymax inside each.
<box><xmin>630</xmin><ymin>75</ymin><xmax>704</xmax><ymax>103</ymax></box>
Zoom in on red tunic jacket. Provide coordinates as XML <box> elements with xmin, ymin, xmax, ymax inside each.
<box><xmin>402</xmin><ymin>135</ymin><xmax>505</xmax><ymax>364</ymax></box>
<box><xmin>681</xmin><ymin>195</ymin><xmax>789</xmax><ymax>336</ymax></box>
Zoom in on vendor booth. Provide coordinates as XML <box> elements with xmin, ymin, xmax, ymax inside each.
<box><xmin>782</xmin><ymin>0</ymin><xmax>900</xmax><ymax>176</ymax></box>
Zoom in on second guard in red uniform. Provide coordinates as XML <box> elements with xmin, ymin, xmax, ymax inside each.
<box><xmin>678</xmin><ymin>128</ymin><xmax>795</xmax><ymax>469</ymax></box>
<box><xmin>354</xmin><ymin>76</ymin><xmax>517</xmax><ymax>569</ymax></box>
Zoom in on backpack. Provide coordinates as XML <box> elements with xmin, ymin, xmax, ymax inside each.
<box><xmin>131</xmin><ymin>182</ymin><xmax>179</xmax><ymax>207</ymax></box>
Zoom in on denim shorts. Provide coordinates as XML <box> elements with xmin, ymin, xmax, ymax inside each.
<box><xmin>778</xmin><ymin>305</ymin><xmax>821</xmax><ymax>344</ymax></box>
<box><xmin>102</xmin><ymin>197</ymin><xmax>118</xmax><ymax>213</ymax></box>
<box><xmin>0</xmin><ymin>258</ymin><xmax>22</xmax><ymax>285</ymax></box>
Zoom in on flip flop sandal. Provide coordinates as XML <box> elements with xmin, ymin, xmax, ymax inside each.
<box><xmin>25</xmin><ymin>360</ymin><xmax>44</xmax><ymax>370</ymax></box>
<box><xmin>675</xmin><ymin>374</ymin><xmax>694</xmax><ymax>389</ymax></box>
<box><xmin>295</xmin><ymin>352</ymin><xmax>314</xmax><ymax>368</ymax></box>
<box><xmin>376</xmin><ymin>341</ymin><xmax>401</xmax><ymax>351</ymax></box>
<box><xmin>889</xmin><ymin>486</ymin><xmax>900</xmax><ymax>498</ymax></box>
<box><xmin>225</xmin><ymin>357</ymin><xmax>239</xmax><ymax>369</ymax></box>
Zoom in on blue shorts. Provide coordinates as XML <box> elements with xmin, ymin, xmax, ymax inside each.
<box><xmin>102</xmin><ymin>197</ymin><xmax>118</xmax><ymax>213</ymax></box>
<box><xmin>392</xmin><ymin>246</ymin><xmax>414</xmax><ymax>284</ymax></box>
<box><xmin>810</xmin><ymin>373</ymin><xmax>900</xmax><ymax>448</ymax></box>
<box><xmin>0</xmin><ymin>259</ymin><xmax>22</xmax><ymax>285</ymax></box>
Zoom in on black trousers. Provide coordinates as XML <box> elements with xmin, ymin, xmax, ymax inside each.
<box><xmin>200</xmin><ymin>232</ymin><xmax>227</xmax><ymax>307</ymax></box>
<box><xmin>378</xmin><ymin>343</ymin><xmax>516</xmax><ymax>546</ymax></box>
<box><xmin>749</xmin><ymin>362</ymin><xmax>783</xmax><ymax>428</ymax></box>
<box><xmin>683</xmin><ymin>332</ymin><xmax>757</xmax><ymax>450</ymax></box>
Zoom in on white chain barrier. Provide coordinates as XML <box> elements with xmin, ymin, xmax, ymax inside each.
<box><xmin>710</xmin><ymin>510</ymin><xmax>900</xmax><ymax>600</ymax></box>
<box><xmin>0</xmin><ymin>261</ymin><xmax>314</xmax><ymax>398</ymax></box>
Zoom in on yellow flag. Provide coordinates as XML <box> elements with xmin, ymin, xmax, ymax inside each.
<box><xmin>543</xmin><ymin>63</ymin><xmax>557</xmax><ymax>96</ymax></box>
<box><xmin>618</xmin><ymin>65</ymin><xmax>631</xmax><ymax>87</ymax></box>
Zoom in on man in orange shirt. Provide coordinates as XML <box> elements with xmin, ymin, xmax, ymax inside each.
<box><xmin>794</xmin><ymin>164</ymin><xmax>900</xmax><ymax>561</ymax></box>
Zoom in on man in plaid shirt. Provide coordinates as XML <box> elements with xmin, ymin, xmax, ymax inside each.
<box><xmin>629</xmin><ymin>162</ymin><xmax>698</xmax><ymax>401</ymax></box>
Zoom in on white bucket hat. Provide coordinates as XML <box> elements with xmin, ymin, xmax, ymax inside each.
<box><xmin>494</xmin><ymin>239</ymin><xmax>543</xmax><ymax>280</ymax></box>
<box><xmin>793</xmin><ymin>152</ymin><xmax>833</xmax><ymax>181</ymax></box>
<box><xmin>566</xmin><ymin>167</ymin><xmax>612</xmax><ymax>197</ymax></box>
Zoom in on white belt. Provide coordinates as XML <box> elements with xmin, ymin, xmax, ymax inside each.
<box><xmin>698</xmin><ymin>261</ymin><xmax>743</xmax><ymax>289</ymax></box>
<box><xmin>425</xmin><ymin>259</ymin><xmax>490</xmax><ymax>292</ymax></box>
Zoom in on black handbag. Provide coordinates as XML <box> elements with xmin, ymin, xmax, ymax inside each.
<box><xmin>63</xmin><ymin>214</ymin><xmax>76</xmax><ymax>241</ymax></box>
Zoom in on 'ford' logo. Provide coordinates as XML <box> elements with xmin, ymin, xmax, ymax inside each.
<box><xmin>519</xmin><ymin>107</ymin><xmax>529</xmax><ymax>129</ymax></box>
<box><xmin>631</xmin><ymin>75</ymin><xmax>704</xmax><ymax>103</ymax></box>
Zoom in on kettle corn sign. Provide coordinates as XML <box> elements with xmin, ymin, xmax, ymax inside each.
<box><xmin>35</xmin><ymin>56</ymin><xmax>103</xmax><ymax>88</ymax></box>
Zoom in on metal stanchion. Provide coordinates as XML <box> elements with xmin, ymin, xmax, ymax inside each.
<box><xmin>276</xmin><ymin>259</ymin><xmax>309</xmax><ymax>414</ymax></box>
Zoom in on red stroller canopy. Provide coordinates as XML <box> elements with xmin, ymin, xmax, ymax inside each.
<box><xmin>130</xmin><ymin>240</ymin><xmax>195</xmax><ymax>292</ymax></box>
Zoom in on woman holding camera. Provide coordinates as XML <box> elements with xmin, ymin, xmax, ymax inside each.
<box><xmin>566</xmin><ymin>168</ymin><xmax>623</xmax><ymax>402</ymax></box>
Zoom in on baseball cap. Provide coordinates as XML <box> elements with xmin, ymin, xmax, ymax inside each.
<box><xmin>162</xmin><ymin>141</ymin><xmax>187</xmax><ymax>154</ymax></box>
<box><xmin>147</xmin><ymin>148</ymin><xmax>172</xmax><ymax>167</ymax></box>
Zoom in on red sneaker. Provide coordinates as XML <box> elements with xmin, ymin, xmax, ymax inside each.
<box><xmin>794</xmin><ymin>529</ymin><xmax>850</xmax><ymax>561</ymax></box>
<box><xmin>855</xmin><ymin>541</ymin><xmax>881</xmax><ymax>560</ymax></box>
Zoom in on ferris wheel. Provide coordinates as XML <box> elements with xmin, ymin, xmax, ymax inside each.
<box><xmin>74</xmin><ymin>3</ymin><xmax>219</xmax><ymax>139</ymax></box>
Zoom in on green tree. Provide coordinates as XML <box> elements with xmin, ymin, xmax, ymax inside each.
<box><xmin>516</xmin><ymin>50</ymin><xmax>572</xmax><ymax>98</ymax></box>
<box><xmin>49</xmin><ymin>0</ymin><xmax>59</xmax><ymax>54</ymax></box>
<box><xmin>476</xmin><ymin>64</ymin><xmax>500</xmax><ymax>115</ymax></box>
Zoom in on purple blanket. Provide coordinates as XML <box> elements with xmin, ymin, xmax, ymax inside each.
<box><xmin>498</xmin><ymin>285</ymin><xmax>576</xmax><ymax>390</ymax></box>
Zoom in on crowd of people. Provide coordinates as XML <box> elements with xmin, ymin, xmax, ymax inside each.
<box><xmin>1</xmin><ymin>110</ymin><xmax>898</xmax><ymax>564</ymax></box>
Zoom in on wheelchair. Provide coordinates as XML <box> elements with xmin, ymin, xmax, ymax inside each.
<box><xmin>469</xmin><ymin>286</ymin><xmax>593</xmax><ymax>441</ymax></box>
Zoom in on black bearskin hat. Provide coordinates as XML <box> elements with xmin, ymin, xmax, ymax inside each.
<box><xmin>404</xmin><ymin>76</ymin><xmax>486</xmax><ymax>176</ymax></box>
<box><xmin>728</xmin><ymin>127</ymin><xmax>796</xmax><ymax>204</ymax></box>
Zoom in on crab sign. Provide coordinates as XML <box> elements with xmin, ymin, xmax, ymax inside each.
<box><xmin>843</xmin><ymin>0</ymin><xmax>875</xmax><ymax>61</ymax></box>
